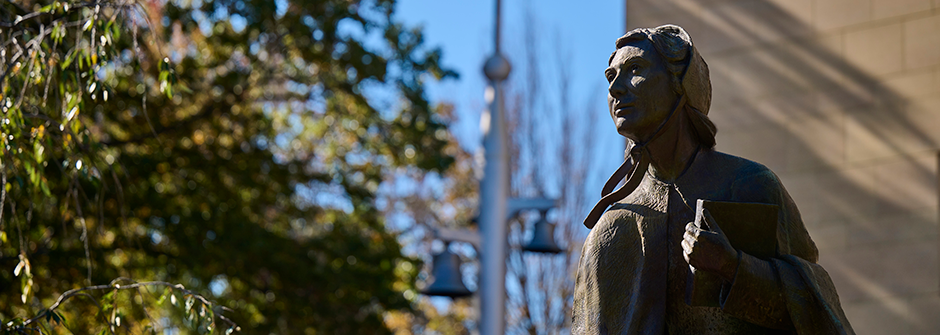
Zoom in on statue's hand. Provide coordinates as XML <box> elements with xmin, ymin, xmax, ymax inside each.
<box><xmin>682</xmin><ymin>210</ymin><xmax>739</xmax><ymax>282</ymax></box>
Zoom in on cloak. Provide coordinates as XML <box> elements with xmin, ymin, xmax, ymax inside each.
<box><xmin>572</xmin><ymin>149</ymin><xmax>855</xmax><ymax>334</ymax></box>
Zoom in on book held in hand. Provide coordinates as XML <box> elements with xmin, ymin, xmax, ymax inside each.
<box><xmin>686</xmin><ymin>199</ymin><xmax>779</xmax><ymax>307</ymax></box>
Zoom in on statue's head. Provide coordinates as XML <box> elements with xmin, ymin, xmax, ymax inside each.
<box><xmin>606</xmin><ymin>24</ymin><xmax>715</xmax><ymax>147</ymax></box>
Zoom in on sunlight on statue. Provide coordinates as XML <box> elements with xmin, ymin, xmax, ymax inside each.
<box><xmin>573</xmin><ymin>25</ymin><xmax>855</xmax><ymax>335</ymax></box>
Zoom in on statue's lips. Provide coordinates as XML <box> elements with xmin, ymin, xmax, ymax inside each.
<box><xmin>613</xmin><ymin>104</ymin><xmax>635</xmax><ymax>117</ymax></box>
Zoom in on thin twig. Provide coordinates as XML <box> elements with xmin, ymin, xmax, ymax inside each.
<box><xmin>17</xmin><ymin>280</ymin><xmax>239</xmax><ymax>331</ymax></box>
<box><xmin>72</xmin><ymin>187</ymin><xmax>92</xmax><ymax>285</ymax></box>
<box><xmin>0</xmin><ymin>169</ymin><xmax>7</xmax><ymax>230</ymax></box>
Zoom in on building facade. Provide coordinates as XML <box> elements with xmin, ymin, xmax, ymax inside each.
<box><xmin>626</xmin><ymin>0</ymin><xmax>940</xmax><ymax>333</ymax></box>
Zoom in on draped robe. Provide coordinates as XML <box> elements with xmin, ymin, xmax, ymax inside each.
<box><xmin>572</xmin><ymin>149</ymin><xmax>854</xmax><ymax>334</ymax></box>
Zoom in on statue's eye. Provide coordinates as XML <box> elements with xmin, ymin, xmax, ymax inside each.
<box><xmin>629</xmin><ymin>64</ymin><xmax>641</xmax><ymax>75</ymax></box>
<box><xmin>605</xmin><ymin>69</ymin><xmax>615</xmax><ymax>82</ymax></box>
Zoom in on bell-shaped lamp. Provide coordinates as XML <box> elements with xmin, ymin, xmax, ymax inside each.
<box><xmin>421</xmin><ymin>245</ymin><xmax>472</xmax><ymax>297</ymax></box>
<box><xmin>523</xmin><ymin>214</ymin><xmax>563</xmax><ymax>254</ymax></box>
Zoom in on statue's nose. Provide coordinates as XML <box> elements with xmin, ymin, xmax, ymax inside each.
<box><xmin>609</xmin><ymin>77</ymin><xmax>629</xmax><ymax>98</ymax></box>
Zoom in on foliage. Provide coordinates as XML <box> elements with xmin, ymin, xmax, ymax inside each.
<box><xmin>376</xmin><ymin>8</ymin><xmax>600</xmax><ymax>333</ymax></box>
<box><xmin>0</xmin><ymin>0</ymin><xmax>455</xmax><ymax>333</ymax></box>
<box><xmin>376</xmin><ymin>103</ymin><xmax>480</xmax><ymax>334</ymax></box>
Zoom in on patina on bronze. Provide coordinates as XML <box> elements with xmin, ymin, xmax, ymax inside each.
<box><xmin>572</xmin><ymin>25</ymin><xmax>855</xmax><ymax>334</ymax></box>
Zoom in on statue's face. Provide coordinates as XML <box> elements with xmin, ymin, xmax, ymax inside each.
<box><xmin>606</xmin><ymin>39</ymin><xmax>679</xmax><ymax>142</ymax></box>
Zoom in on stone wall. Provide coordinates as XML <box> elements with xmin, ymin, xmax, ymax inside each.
<box><xmin>626</xmin><ymin>1</ymin><xmax>940</xmax><ymax>333</ymax></box>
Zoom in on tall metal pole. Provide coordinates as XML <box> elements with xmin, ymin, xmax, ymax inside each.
<box><xmin>480</xmin><ymin>0</ymin><xmax>510</xmax><ymax>333</ymax></box>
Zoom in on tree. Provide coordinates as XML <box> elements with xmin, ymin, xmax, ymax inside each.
<box><xmin>378</xmin><ymin>7</ymin><xmax>604</xmax><ymax>334</ymax></box>
<box><xmin>0</xmin><ymin>0</ymin><xmax>455</xmax><ymax>333</ymax></box>
<box><xmin>502</xmin><ymin>14</ymin><xmax>597</xmax><ymax>333</ymax></box>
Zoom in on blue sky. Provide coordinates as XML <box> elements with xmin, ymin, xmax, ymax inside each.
<box><xmin>395</xmin><ymin>0</ymin><xmax>624</xmax><ymax>148</ymax></box>
<box><xmin>390</xmin><ymin>0</ymin><xmax>627</xmax><ymax>318</ymax></box>
<box><xmin>394</xmin><ymin>0</ymin><xmax>627</xmax><ymax>211</ymax></box>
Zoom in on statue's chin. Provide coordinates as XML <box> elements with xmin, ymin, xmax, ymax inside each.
<box><xmin>614</xmin><ymin>123</ymin><xmax>640</xmax><ymax>142</ymax></box>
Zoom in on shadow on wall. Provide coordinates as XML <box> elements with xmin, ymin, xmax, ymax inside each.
<box><xmin>626</xmin><ymin>0</ymin><xmax>939</xmax><ymax>333</ymax></box>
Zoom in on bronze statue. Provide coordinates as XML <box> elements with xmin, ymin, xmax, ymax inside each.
<box><xmin>572</xmin><ymin>25</ymin><xmax>855</xmax><ymax>334</ymax></box>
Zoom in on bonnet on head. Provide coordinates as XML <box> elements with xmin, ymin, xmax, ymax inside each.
<box><xmin>668</xmin><ymin>24</ymin><xmax>712</xmax><ymax>117</ymax></box>
<box><xmin>583</xmin><ymin>24</ymin><xmax>715</xmax><ymax>229</ymax></box>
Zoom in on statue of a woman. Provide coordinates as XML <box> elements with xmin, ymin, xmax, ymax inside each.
<box><xmin>572</xmin><ymin>25</ymin><xmax>854</xmax><ymax>335</ymax></box>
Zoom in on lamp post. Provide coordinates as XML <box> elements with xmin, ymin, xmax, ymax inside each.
<box><xmin>478</xmin><ymin>0</ymin><xmax>510</xmax><ymax>333</ymax></box>
<box><xmin>421</xmin><ymin>1</ymin><xmax>564</xmax><ymax>333</ymax></box>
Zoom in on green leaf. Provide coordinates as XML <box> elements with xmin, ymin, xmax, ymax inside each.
<box><xmin>54</xmin><ymin>311</ymin><xmax>68</xmax><ymax>328</ymax></box>
<box><xmin>111</xmin><ymin>23</ymin><xmax>121</xmax><ymax>41</ymax></box>
<box><xmin>155</xmin><ymin>288</ymin><xmax>169</xmax><ymax>305</ymax></box>
<box><xmin>60</xmin><ymin>51</ymin><xmax>74</xmax><ymax>70</ymax></box>
<box><xmin>23</xmin><ymin>160</ymin><xmax>37</xmax><ymax>186</ymax></box>
<box><xmin>40</xmin><ymin>179</ymin><xmax>50</xmax><ymax>197</ymax></box>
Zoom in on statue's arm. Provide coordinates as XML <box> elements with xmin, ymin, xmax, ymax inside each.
<box><xmin>719</xmin><ymin>251</ymin><xmax>793</xmax><ymax>329</ymax></box>
<box><xmin>718</xmin><ymin>168</ymin><xmax>821</xmax><ymax>329</ymax></box>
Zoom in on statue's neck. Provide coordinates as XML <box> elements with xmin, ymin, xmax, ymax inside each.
<box><xmin>644</xmin><ymin>108</ymin><xmax>699</xmax><ymax>182</ymax></box>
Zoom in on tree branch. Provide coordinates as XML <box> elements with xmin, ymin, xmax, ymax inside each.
<box><xmin>13</xmin><ymin>279</ymin><xmax>240</xmax><ymax>333</ymax></box>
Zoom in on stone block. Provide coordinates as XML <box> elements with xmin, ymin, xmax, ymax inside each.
<box><xmin>907</xmin><ymin>295</ymin><xmax>940</xmax><ymax>334</ymax></box>
<box><xmin>842</xmin><ymin>297</ymin><xmax>915</xmax><ymax>335</ymax></box>
<box><xmin>626</xmin><ymin>0</ymin><xmax>703</xmax><ymax>20</ymax></box>
<box><xmin>816</xmin><ymin>31</ymin><xmax>844</xmax><ymax>58</ymax></box>
<box><xmin>845</xmin><ymin>113</ymin><xmax>895</xmax><ymax>163</ymax></box>
<box><xmin>815</xmin><ymin>0</ymin><xmax>872</xmax><ymax>31</ymax></box>
<box><xmin>870</xmin><ymin>153</ymin><xmax>938</xmax><ymax>216</ymax></box>
<box><xmin>815</xmin><ymin>80</ymin><xmax>879</xmax><ymax>113</ymax></box>
<box><xmin>844</xmin><ymin>105</ymin><xmax>935</xmax><ymax>163</ymax></box>
<box><xmin>845</xmin><ymin>23</ymin><xmax>904</xmax><ymax>77</ymax></box>
<box><xmin>786</xmin><ymin>110</ymin><xmax>845</xmax><ymax>171</ymax></box>
<box><xmin>822</xmin><ymin>241</ymin><xmax>938</xmax><ymax>303</ymax></box>
<box><xmin>715</xmin><ymin>123</ymin><xmax>790</xmax><ymax>172</ymax></box>
<box><xmin>909</xmin><ymin>95</ymin><xmax>940</xmax><ymax>114</ymax></box>
<box><xmin>717</xmin><ymin>47</ymin><xmax>819</xmax><ymax>100</ymax></box>
<box><xmin>698</xmin><ymin>0</ymin><xmax>813</xmax><ymax>52</ymax></box>
<box><xmin>814</xmin><ymin>166</ymin><xmax>881</xmax><ymax>222</ymax></box>
<box><xmin>767</xmin><ymin>0</ymin><xmax>814</xmax><ymax>25</ymax></box>
<box><xmin>706</xmin><ymin>53</ymin><xmax>765</xmax><ymax>101</ymax></box>
<box><xmin>905</xmin><ymin>14</ymin><xmax>940</xmax><ymax>70</ymax></box>
<box><xmin>846</xmin><ymin>211</ymin><xmax>938</xmax><ymax>248</ymax></box>
<box><xmin>882</xmin><ymin>70</ymin><xmax>938</xmax><ymax>101</ymax></box>
<box><xmin>777</xmin><ymin>172</ymin><xmax>823</xmax><ymax>225</ymax></box>
<box><xmin>757</xmin><ymin>90</ymin><xmax>823</xmax><ymax>124</ymax></box>
<box><xmin>807</xmin><ymin>221</ymin><xmax>848</xmax><ymax>252</ymax></box>
<box><xmin>627</xmin><ymin>2</ymin><xmax>707</xmax><ymax>35</ymax></box>
<box><xmin>708</xmin><ymin>99</ymin><xmax>776</xmax><ymax>131</ymax></box>
<box><xmin>873</xmin><ymin>0</ymin><xmax>932</xmax><ymax>19</ymax></box>
<box><xmin>903</xmin><ymin>108</ymin><xmax>940</xmax><ymax>150</ymax></box>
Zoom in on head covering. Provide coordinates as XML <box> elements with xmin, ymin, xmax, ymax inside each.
<box><xmin>584</xmin><ymin>25</ymin><xmax>713</xmax><ymax>229</ymax></box>
<box><xmin>673</xmin><ymin>25</ymin><xmax>711</xmax><ymax>116</ymax></box>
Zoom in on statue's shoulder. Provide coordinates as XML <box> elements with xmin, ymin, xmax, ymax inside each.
<box><xmin>702</xmin><ymin>150</ymin><xmax>783</xmax><ymax>201</ymax></box>
<box><xmin>705</xmin><ymin>150</ymin><xmax>776</xmax><ymax>178</ymax></box>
